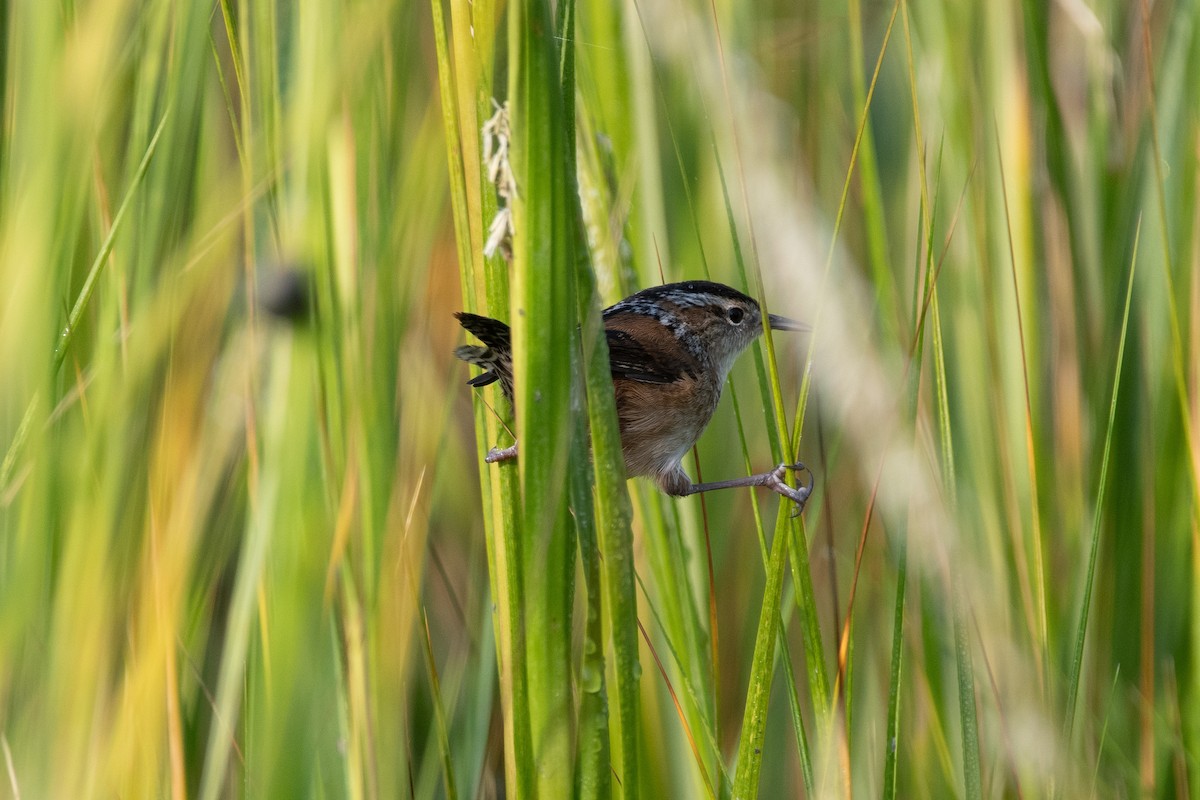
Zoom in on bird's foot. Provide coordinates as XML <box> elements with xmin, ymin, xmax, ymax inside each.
<box><xmin>763</xmin><ymin>462</ymin><xmax>814</xmax><ymax>516</ymax></box>
<box><xmin>485</xmin><ymin>443</ymin><xmax>519</xmax><ymax>463</ymax></box>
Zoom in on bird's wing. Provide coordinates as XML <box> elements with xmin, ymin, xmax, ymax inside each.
<box><xmin>605</xmin><ymin>328</ymin><xmax>683</xmax><ymax>384</ymax></box>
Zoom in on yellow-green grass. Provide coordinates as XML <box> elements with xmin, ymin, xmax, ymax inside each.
<box><xmin>1</xmin><ymin>0</ymin><xmax>1197</xmax><ymax>798</ymax></box>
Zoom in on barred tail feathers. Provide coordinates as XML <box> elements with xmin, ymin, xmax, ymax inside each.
<box><xmin>453</xmin><ymin>312</ymin><xmax>514</xmax><ymax>403</ymax></box>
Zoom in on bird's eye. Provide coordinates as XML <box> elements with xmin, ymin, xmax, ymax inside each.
<box><xmin>727</xmin><ymin>306</ymin><xmax>745</xmax><ymax>324</ymax></box>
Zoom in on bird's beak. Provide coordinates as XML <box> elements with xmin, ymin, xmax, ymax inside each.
<box><xmin>768</xmin><ymin>313</ymin><xmax>809</xmax><ymax>332</ymax></box>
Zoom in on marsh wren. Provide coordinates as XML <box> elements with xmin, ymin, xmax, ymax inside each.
<box><xmin>454</xmin><ymin>280</ymin><xmax>812</xmax><ymax>510</ymax></box>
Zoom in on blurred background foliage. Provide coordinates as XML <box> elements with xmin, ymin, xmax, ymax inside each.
<box><xmin>0</xmin><ymin>0</ymin><xmax>1197</xmax><ymax>797</ymax></box>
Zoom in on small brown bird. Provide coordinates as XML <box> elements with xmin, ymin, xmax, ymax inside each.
<box><xmin>455</xmin><ymin>280</ymin><xmax>812</xmax><ymax>510</ymax></box>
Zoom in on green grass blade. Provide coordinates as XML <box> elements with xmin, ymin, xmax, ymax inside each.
<box><xmin>507</xmin><ymin>0</ymin><xmax>580</xmax><ymax>793</ymax></box>
<box><xmin>777</xmin><ymin>619</ymin><xmax>814</xmax><ymax>796</ymax></box>
<box><xmin>197</xmin><ymin>342</ymin><xmax>292</xmax><ymax>800</ymax></box>
<box><xmin>700</xmin><ymin>120</ymin><xmax>825</xmax><ymax>796</ymax></box>
<box><xmin>883</xmin><ymin>542</ymin><xmax>907</xmax><ymax>800</ymax></box>
<box><xmin>1065</xmin><ymin>220</ymin><xmax>1141</xmax><ymax>738</ymax></box>
<box><xmin>579</xmin><ymin>269</ymin><xmax>641</xmax><ymax>799</ymax></box>
<box><xmin>572</xmin><ymin>72</ymin><xmax>641</xmax><ymax>800</ymax></box>
<box><xmin>570</xmin><ymin>437</ymin><xmax>614</xmax><ymax>800</ymax></box>
<box><xmin>432</xmin><ymin>0</ymin><xmax>533</xmax><ymax>794</ymax></box>
<box><xmin>421</xmin><ymin>610</ymin><xmax>460</xmax><ymax>800</ymax></box>
<box><xmin>953</xmin><ymin>589</ymin><xmax>981</xmax><ymax>800</ymax></box>
<box><xmin>430</xmin><ymin>0</ymin><xmax>475</xmax><ymax>294</ymax></box>
<box><xmin>53</xmin><ymin>110</ymin><xmax>169</xmax><ymax>370</ymax></box>
<box><xmin>560</xmin><ymin>13</ymin><xmax>619</xmax><ymax>781</ymax></box>
<box><xmin>731</xmin><ymin>510</ymin><xmax>791</xmax><ymax>799</ymax></box>
<box><xmin>712</xmin><ymin>121</ymin><xmax>823</xmax><ymax>800</ymax></box>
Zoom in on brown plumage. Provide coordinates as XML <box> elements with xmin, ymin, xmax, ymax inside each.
<box><xmin>454</xmin><ymin>281</ymin><xmax>812</xmax><ymax>509</ymax></box>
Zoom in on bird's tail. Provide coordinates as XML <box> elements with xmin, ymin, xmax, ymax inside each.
<box><xmin>453</xmin><ymin>312</ymin><xmax>514</xmax><ymax>403</ymax></box>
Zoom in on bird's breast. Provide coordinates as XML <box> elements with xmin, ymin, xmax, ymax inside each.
<box><xmin>614</xmin><ymin>373</ymin><xmax>722</xmax><ymax>479</ymax></box>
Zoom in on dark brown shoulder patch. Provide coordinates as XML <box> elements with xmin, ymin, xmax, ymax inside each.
<box><xmin>605</xmin><ymin>327</ymin><xmax>686</xmax><ymax>384</ymax></box>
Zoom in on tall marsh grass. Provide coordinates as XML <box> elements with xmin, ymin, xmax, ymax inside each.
<box><xmin>0</xmin><ymin>0</ymin><xmax>1197</xmax><ymax>797</ymax></box>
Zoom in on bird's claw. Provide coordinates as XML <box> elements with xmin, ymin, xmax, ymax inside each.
<box><xmin>768</xmin><ymin>462</ymin><xmax>814</xmax><ymax>516</ymax></box>
<box><xmin>485</xmin><ymin>444</ymin><xmax>519</xmax><ymax>463</ymax></box>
